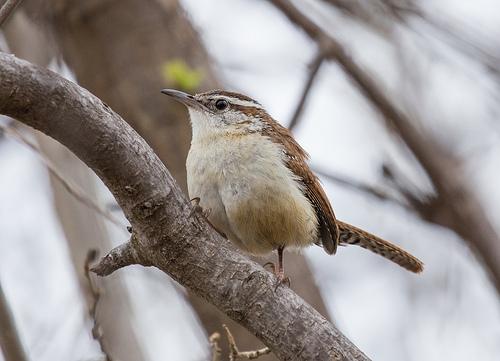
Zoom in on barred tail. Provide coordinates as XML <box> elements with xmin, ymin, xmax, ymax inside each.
<box><xmin>337</xmin><ymin>221</ymin><xmax>424</xmax><ymax>273</ymax></box>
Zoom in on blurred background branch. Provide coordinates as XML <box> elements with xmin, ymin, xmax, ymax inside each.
<box><xmin>3</xmin><ymin>10</ymin><xmax>147</xmax><ymax>361</ymax></box>
<box><xmin>269</xmin><ymin>0</ymin><xmax>500</xmax><ymax>294</ymax></box>
<box><xmin>313</xmin><ymin>166</ymin><xmax>413</xmax><ymax>211</ymax></box>
<box><xmin>0</xmin><ymin>0</ymin><xmax>23</xmax><ymax>26</ymax></box>
<box><xmin>321</xmin><ymin>0</ymin><xmax>500</xmax><ymax>77</ymax></box>
<box><xmin>288</xmin><ymin>52</ymin><xmax>324</xmax><ymax>131</ymax></box>
<box><xmin>0</xmin><ymin>123</ymin><xmax>125</xmax><ymax>228</ymax></box>
<box><xmin>0</xmin><ymin>282</ymin><xmax>28</xmax><ymax>361</ymax></box>
<box><xmin>84</xmin><ymin>250</ymin><xmax>113</xmax><ymax>361</ymax></box>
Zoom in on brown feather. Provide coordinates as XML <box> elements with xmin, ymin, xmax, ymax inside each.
<box><xmin>197</xmin><ymin>93</ymin><xmax>423</xmax><ymax>273</ymax></box>
<box><xmin>235</xmin><ymin>106</ymin><xmax>340</xmax><ymax>254</ymax></box>
<box><xmin>338</xmin><ymin>221</ymin><xmax>424</xmax><ymax>273</ymax></box>
<box><xmin>200</xmin><ymin>89</ymin><xmax>262</xmax><ymax>105</ymax></box>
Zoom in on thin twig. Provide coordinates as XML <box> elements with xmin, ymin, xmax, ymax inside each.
<box><xmin>209</xmin><ymin>332</ymin><xmax>222</xmax><ymax>361</ymax></box>
<box><xmin>313</xmin><ymin>166</ymin><xmax>413</xmax><ymax>211</ymax></box>
<box><xmin>414</xmin><ymin>9</ymin><xmax>500</xmax><ymax>77</ymax></box>
<box><xmin>0</xmin><ymin>123</ymin><xmax>127</xmax><ymax>229</ymax></box>
<box><xmin>0</xmin><ymin>0</ymin><xmax>23</xmax><ymax>26</ymax></box>
<box><xmin>223</xmin><ymin>324</ymin><xmax>271</xmax><ymax>360</ymax></box>
<box><xmin>84</xmin><ymin>250</ymin><xmax>113</xmax><ymax>361</ymax></box>
<box><xmin>322</xmin><ymin>0</ymin><xmax>500</xmax><ymax>77</ymax></box>
<box><xmin>269</xmin><ymin>0</ymin><xmax>500</xmax><ymax>293</ymax></box>
<box><xmin>288</xmin><ymin>52</ymin><xmax>324</xmax><ymax>131</ymax></box>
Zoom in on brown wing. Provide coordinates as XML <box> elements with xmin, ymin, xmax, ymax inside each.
<box><xmin>258</xmin><ymin>114</ymin><xmax>339</xmax><ymax>254</ymax></box>
<box><xmin>294</xmin><ymin>164</ymin><xmax>339</xmax><ymax>254</ymax></box>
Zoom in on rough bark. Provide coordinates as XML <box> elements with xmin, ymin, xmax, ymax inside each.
<box><xmin>30</xmin><ymin>1</ymin><xmax>333</xmax><ymax>358</ymax></box>
<box><xmin>0</xmin><ymin>53</ymin><xmax>371</xmax><ymax>361</ymax></box>
<box><xmin>269</xmin><ymin>0</ymin><xmax>500</xmax><ymax>294</ymax></box>
<box><xmin>2</xmin><ymin>12</ymin><xmax>147</xmax><ymax>361</ymax></box>
<box><xmin>35</xmin><ymin>0</ymin><xmax>219</xmax><ymax>191</ymax></box>
<box><xmin>190</xmin><ymin>252</ymin><xmax>333</xmax><ymax>360</ymax></box>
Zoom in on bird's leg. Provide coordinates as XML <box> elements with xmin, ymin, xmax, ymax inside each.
<box><xmin>276</xmin><ymin>246</ymin><xmax>286</xmax><ymax>282</ymax></box>
<box><xmin>272</xmin><ymin>247</ymin><xmax>290</xmax><ymax>288</ymax></box>
<box><xmin>264</xmin><ymin>247</ymin><xmax>290</xmax><ymax>287</ymax></box>
<box><xmin>189</xmin><ymin>197</ymin><xmax>227</xmax><ymax>239</ymax></box>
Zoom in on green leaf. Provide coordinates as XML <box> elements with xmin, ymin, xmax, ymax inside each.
<box><xmin>161</xmin><ymin>59</ymin><xmax>203</xmax><ymax>92</ymax></box>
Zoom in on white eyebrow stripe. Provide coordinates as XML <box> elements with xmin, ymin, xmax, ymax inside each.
<box><xmin>218</xmin><ymin>96</ymin><xmax>264</xmax><ymax>109</ymax></box>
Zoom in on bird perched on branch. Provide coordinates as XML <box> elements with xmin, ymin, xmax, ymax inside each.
<box><xmin>161</xmin><ymin>89</ymin><xmax>423</xmax><ymax>283</ymax></box>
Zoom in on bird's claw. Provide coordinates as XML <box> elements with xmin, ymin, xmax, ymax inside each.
<box><xmin>274</xmin><ymin>273</ymin><xmax>291</xmax><ymax>290</ymax></box>
<box><xmin>188</xmin><ymin>197</ymin><xmax>226</xmax><ymax>239</ymax></box>
<box><xmin>189</xmin><ymin>197</ymin><xmax>202</xmax><ymax>218</ymax></box>
<box><xmin>263</xmin><ymin>262</ymin><xmax>276</xmax><ymax>273</ymax></box>
<box><xmin>189</xmin><ymin>197</ymin><xmax>212</xmax><ymax>218</ymax></box>
<box><xmin>263</xmin><ymin>262</ymin><xmax>290</xmax><ymax>289</ymax></box>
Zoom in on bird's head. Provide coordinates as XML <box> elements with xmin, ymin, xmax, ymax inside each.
<box><xmin>161</xmin><ymin>89</ymin><xmax>269</xmax><ymax>139</ymax></box>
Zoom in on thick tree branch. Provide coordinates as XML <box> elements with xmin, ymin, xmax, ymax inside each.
<box><xmin>0</xmin><ymin>53</ymin><xmax>370</xmax><ymax>361</ymax></box>
<box><xmin>269</xmin><ymin>0</ymin><xmax>500</xmax><ymax>293</ymax></box>
<box><xmin>2</xmin><ymin>11</ymin><xmax>147</xmax><ymax>360</ymax></box>
<box><xmin>36</xmin><ymin>2</ymin><xmax>331</xmax><ymax>357</ymax></box>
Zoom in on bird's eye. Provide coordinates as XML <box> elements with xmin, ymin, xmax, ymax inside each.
<box><xmin>215</xmin><ymin>99</ymin><xmax>229</xmax><ymax>111</ymax></box>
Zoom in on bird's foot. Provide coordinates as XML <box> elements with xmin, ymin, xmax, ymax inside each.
<box><xmin>274</xmin><ymin>270</ymin><xmax>290</xmax><ymax>289</ymax></box>
<box><xmin>189</xmin><ymin>197</ymin><xmax>211</xmax><ymax>219</ymax></box>
<box><xmin>263</xmin><ymin>262</ymin><xmax>275</xmax><ymax>273</ymax></box>
<box><xmin>189</xmin><ymin>197</ymin><xmax>226</xmax><ymax>239</ymax></box>
<box><xmin>263</xmin><ymin>262</ymin><xmax>290</xmax><ymax>289</ymax></box>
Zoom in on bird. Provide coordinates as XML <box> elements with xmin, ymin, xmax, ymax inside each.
<box><xmin>161</xmin><ymin>88</ymin><xmax>424</xmax><ymax>283</ymax></box>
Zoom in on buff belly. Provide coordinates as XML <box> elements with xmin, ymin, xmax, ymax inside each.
<box><xmin>187</xmin><ymin>133</ymin><xmax>318</xmax><ymax>255</ymax></box>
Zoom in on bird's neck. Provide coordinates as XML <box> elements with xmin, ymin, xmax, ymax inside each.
<box><xmin>188</xmin><ymin>109</ymin><xmax>257</xmax><ymax>144</ymax></box>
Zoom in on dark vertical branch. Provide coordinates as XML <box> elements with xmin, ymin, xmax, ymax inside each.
<box><xmin>288</xmin><ymin>52</ymin><xmax>324</xmax><ymax>131</ymax></box>
<box><xmin>0</xmin><ymin>0</ymin><xmax>23</xmax><ymax>26</ymax></box>
<box><xmin>84</xmin><ymin>250</ymin><xmax>113</xmax><ymax>361</ymax></box>
<box><xmin>0</xmin><ymin>282</ymin><xmax>29</xmax><ymax>361</ymax></box>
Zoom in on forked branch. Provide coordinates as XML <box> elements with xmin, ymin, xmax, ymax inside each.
<box><xmin>210</xmin><ymin>325</ymin><xmax>271</xmax><ymax>361</ymax></box>
<box><xmin>0</xmin><ymin>53</ymin><xmax>370</xmax><ymax>361</ymax></box>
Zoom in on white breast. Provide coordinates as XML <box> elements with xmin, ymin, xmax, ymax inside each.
<box><xmin>187</xmin><ymin>132</ymin><xmax>318</xmax><ymax>255</ymax></box>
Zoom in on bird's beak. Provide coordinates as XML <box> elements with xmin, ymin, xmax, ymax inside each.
<box><xmin>161</xmin><ymin>89</ymin><xmax>202</xmax><ymax>109</ymax></box>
